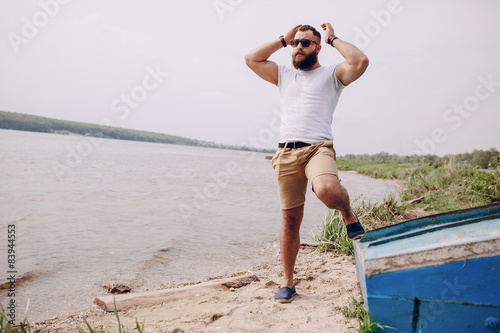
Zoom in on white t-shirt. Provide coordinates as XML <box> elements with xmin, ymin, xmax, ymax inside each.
<box><xmin>277</xmin><ymin>64</ymin><xmax>345</xmax><ymax>144</ymax></box>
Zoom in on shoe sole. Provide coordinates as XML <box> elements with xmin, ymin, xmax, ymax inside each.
<box><xmin>274</xmin><ymin>293</ymin><xmax>297</xmax><ymax>303</ymax></box>
<box><xmin>349</xmin><ymin>234</ymin><xmax>364</xmax><ymax>241</ymax></box>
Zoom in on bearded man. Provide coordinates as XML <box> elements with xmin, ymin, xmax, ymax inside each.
<box><xmin>244</xmin><ymin>23</ymin><xmax>369</xmax><ymax>303</ymax></box>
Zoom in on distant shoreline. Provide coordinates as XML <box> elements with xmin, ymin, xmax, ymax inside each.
<box><xmin>0</xmin><ymin>110</ymin><xmax>275</xmax><ymax>154</ymax></box>
<box><xmin>340</xmin><ymin>169</ymin><xmax>405</xmax><ymax>189</ymax></box>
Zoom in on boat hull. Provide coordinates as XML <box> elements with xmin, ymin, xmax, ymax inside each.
<box><xmin>354</xmin><ymin>203</ymin><xmax>500</xmax><ymax>332</ymax></box>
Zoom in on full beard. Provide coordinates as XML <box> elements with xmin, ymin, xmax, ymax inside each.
<box><xmin>292</xmin><ymin>51</ymin><xmax>318</xmax><ymax>70</ymax></box>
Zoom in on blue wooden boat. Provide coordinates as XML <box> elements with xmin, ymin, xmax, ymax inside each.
<box><xmin>354</xmin><ymin>203</ymin><xmax>500</xmax><ymax>332</ymax></box>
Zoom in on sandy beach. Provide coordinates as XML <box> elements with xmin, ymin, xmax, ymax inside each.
<box><xmin>33</xmin><ymin>247</ymin><xmax>361</xmax><ymax>332</ymax></box>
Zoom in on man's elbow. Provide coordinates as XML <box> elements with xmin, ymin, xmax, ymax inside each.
<box><xmin>358</xmin><ymin>55</ymin><xmax>369</xmax><ymax>72</ymax></box>
<box><xmin>351</xmin><ymin>55</ymin><xmax>369</xmax><ymax>79</ymax></box>
<box><xmin>244</xmin><ymin>53</ymin><xmax>255</xmax><ymax>68</ymax></box>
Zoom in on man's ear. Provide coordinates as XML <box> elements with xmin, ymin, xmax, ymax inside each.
<box><xmin>316</xmin><ymin>44</ymin><xmax>322</xmax><ymax>53</ymax></box>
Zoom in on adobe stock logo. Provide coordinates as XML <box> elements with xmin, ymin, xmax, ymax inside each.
<box><xmin>110</xmin><ymin>65</ymin><xmax>169</xmax><ymax>120</ymax></box>
<box><xmin>213</xmin><ymin>0</ymin><xmax>243</xmax><ymax>21</ymax></box>
<box><xmin>7</xmin><ymin>0</ymin><xmax>72</xmax><ymax>53</ymax></box>
<box><xmin>406</xmin><ymin>277</ymin><xmax>468</xmax><ymax>332</ymax></box>
<box><xmin>412</xmin><ymin>75</ymin><xmax>499</xmax><ymax>155</ymax></box>
<box><xmin>353</xmin><ymin>0</ymin><xmax>407</xmax><ymax>49</ymax></box>
<box><xmin>52</xmin><ymin>65</ymin><xmax>169</xmax><ymax>178</ymax></box>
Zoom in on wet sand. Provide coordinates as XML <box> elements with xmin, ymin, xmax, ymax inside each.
<box><xmin>33</xmin><ymin>247</ymin><xmax>361</xmax><ymax>332</ymax></box>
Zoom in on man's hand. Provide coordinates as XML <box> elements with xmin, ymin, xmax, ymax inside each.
<box><xmin>320</xmin><ymin>22</ymin><xmax>335</xmax><ymax>43</ymax></box>
<box><xmin>284</xmin><ymin>24</ymin><xmax>302</xmax><ymax>45</ymax></box>
<box><xmin>321</xmin><ymin>21</ymin><xmax>369</xmax><ymax>86</ymax></box>
<box><xmin>244</xmin><ymin>24</ymin><xmax>302</xmax><ymax>85</ymax></box>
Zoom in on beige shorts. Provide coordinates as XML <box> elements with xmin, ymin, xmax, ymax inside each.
<box><xmin>271</xmin><ymin>141</ymin><xmax>338</xmax><ymax>210</ymax></box>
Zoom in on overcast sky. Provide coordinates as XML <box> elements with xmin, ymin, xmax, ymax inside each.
<box><xmin>1</xmin><ymin>0</ymin><xmax>499</xmax><ymax>156</ymax></box>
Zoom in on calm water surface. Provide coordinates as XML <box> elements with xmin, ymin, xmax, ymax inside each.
<box><xmin>0</xmin><ymin>129</ymin><xmax>398</xmax><ymax>322</ymax></box>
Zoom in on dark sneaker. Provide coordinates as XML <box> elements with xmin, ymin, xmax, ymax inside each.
<box><xmin>347</xmin><ymin>221</ymin><xmax>365</xmax><ymax>240</ymax></box>
<box><xmin>274</xmin><ymin>286</ymin><xmax>297</xmax><ymax>303</ymax></box>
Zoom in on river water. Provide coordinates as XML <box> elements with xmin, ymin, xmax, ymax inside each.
<box><xmin>0</xmin><ymin>129</ymin><xmax>398</xmax><ymax>322</ymax></box>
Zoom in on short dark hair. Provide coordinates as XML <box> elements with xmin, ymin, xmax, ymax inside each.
<box><xmin>298</xmin><ymin>25</ymin><xmax>321</xmax><ymax>42</ymax></box>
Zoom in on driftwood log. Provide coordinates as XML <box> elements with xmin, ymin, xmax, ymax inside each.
<box><xmin>94</xmin><ymin>274</ymin><xmax>259</xmax><ymax>312</ymax></box>
<box><xmin>406</xmin><ymin>196</ymin><xmax>425</xmax><ymax>204</ymax></box>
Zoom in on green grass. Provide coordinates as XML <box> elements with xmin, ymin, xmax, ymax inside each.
<box><xmin>337</xmin><ymin>160</ymin><xmax>418</xmax><ymax>179</ymax></box>
<box><xmin>313</xmin><ymin>209</ymin><xmax>353</xmax><ymax>255</ymax></box>
<box><xmin>312</xmin><ymin>195</ymin><xmax>410</xmax><ymax>255</ymax></box>
<box><xmin>400</xmin><ymin>161</ymin><xmax>499</xmax><ymax>212</ymax></box>
<box><xmin>0</xmin><ymin>313</ymin><xmax>32</xmax><ymax>333</ymax></box>
<box><xmin>337</xmin><ymin>158</ymin><xmax>499</xmax><ymax>213</ymax></box>
<box><xmin>0</xmin><ymin>301</ymin><xmax>36</xmax><ymax>333</ymax></box>
<box><xmin>342</xmin><ymin>296</ymin><xmax>366</xmax><ymax>319</ymax></box>
<box><xmin>1</xmin><ymin>299</ymin><xmax>145</xmax><ymax>333</ymax></box>
<box><xmin>343</xmin><ymin>296</ymin><xmax>394</xmax><ymax>332</ymax></box>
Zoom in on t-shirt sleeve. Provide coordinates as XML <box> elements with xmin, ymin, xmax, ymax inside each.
<box><xmin>278</xmin><ymin>65</ymin><xmax>293</xmax><ymax>88</ymax></box>
<box><xmin>332</xmin><ymin>64</ymin><xmax>346</xmax><ymax>90</ymax></box>
<box><xmin>277</xmin><ymin>65</ymin><xmax>285</xmax><ymax>87</ymax></box>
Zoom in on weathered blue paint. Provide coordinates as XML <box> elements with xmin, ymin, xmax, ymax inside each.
<box><xmin>354</xmin><ymin>203</ymin><xmax>500</xmax><ymax>332</ymax></box>
<box><xmin>368</xmin><ymin>297</ymin><xmax>500</xmax><ymax>333</ymax></box>
<box><xmin>360</xmin><ymin>203</ymin><xmax>500</xmax><ymax>243</ymax></box>
<box><xmin>366</xmin><ymin>255</ymin><xmax>500</xmax><ymax>306</ymax></box>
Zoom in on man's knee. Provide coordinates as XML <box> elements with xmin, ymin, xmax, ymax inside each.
<box><xmin>312</xmin><ymin>174</ymin><xmax>342</xmax><ymax>201</ymax></box>
<box><xmin>282</xmin><ymin>206</ymin><xmax>303</xmax><ymax>230</ymax></box>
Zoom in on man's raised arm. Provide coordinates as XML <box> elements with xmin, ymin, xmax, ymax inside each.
<box><xmin>321</xmin><ymin>22</ymin><xmax>369</xmax><ymax>86</ymax></box>
<box><xmin>244</xmin><ymin>24</ymin><xmax>302</xmax><ymax>85</ymax></box>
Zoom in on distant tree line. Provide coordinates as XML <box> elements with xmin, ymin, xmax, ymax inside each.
<box><xmin>448</xmin><ymin>149</ymin><xmax>500</xmax><ymax>169</ymax></box>
<box><xmin>339</xmin><ymin>148</ymin><xmax>500</xmax><ymax>169</ymax></box>
<box><xmin>0</xmin><ymin>110</ymin><xmax>275</xmax><ymax>153</ymax></box>
<box><xmin>0</xmin><ymin>110</ymin><xmax>200</xmax><ymax>144</ymax></box>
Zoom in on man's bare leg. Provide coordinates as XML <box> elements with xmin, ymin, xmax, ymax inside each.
<box><xmin>312</xmin><ymin>174</ymin><xmax>358</xmax><ymax>225</ymax></box>
<box><xmin>280</xmin><ymin>205</ymin><xmax>304</xmax><ymax>288</ymax></box>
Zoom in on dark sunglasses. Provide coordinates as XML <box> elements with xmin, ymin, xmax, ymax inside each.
<box><xmin>290</xmin><ymin>38</ymin><xmax>320</xmax><ymax>48</ymax></box>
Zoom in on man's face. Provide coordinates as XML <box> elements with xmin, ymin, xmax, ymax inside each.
<box><xmin>292</xmin><ymin>30</ymin><xmax>321</xmax><ymax>70</ymax></box>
